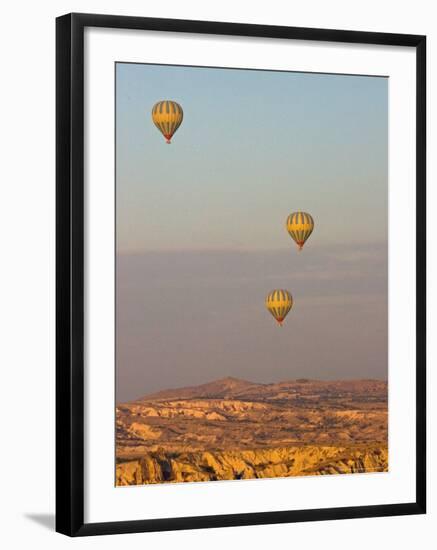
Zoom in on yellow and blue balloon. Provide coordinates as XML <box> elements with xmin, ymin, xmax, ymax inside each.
<box><xmin>151</xmin><ymin>100</ymin><xmax>183</xmax><ymax>144</ymax></box>
<box><xmin>265</xmin><ymin>289</ymin><xmax>293</xmax><ymax>326</ymax></box>
<box><xmin>286</xmin><ymin>211</ymin><xmax>314</xmax><ymax>251</ymax></box>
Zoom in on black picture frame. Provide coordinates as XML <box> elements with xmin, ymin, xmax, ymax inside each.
<box><xmin>56</xmin><ymin>12</ymin><xmax>426</xmax><ymax>537</ymax></box>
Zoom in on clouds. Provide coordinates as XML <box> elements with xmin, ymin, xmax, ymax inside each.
<box><xmin>116</xmin><ymin>244</ymin><xmax>387</xmax><ymax>401</ymax></box>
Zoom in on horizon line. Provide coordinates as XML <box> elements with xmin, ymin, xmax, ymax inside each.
<box><xmin>117</xmin><ymin>375</ymin><xmax>388</xmax><ymax>404</ymax></box>
<box><xmin>116</xmin><ymin>242</ymin><xmax>388</xmax><ymax>255</ymax></box>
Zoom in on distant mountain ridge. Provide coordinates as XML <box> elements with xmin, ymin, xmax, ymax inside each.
<box><xmin>133</xmin><ymin>376</ymin><xmax>387</xmax><ymax>403</ymax></box>
<box><xmin>137</xmin><ymin>376</ymin><xmax>261</xmax><ymax>402</ymax></box>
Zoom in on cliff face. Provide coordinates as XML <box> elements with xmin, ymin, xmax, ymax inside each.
<box><xmin>116</xmin><ymin>377</ymin><xmax>388</xmax><ymax>485</ymax></box>
<box><xmin>116</xmin><ymin>445</ymin><xmax>388</xmax><ymax>485</ymax></box>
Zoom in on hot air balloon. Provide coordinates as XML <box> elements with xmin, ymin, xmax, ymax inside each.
<box><xmin>265</xmin><ymin>289</ymin><xmax>293</xmax><ymax>326</ymax></box>
<box><xmin>151</xmin><ymin>100</ymin><xmax>183</xmax><ymax>144</ymax></box>
<box><xmin>286</xmin><ymin>211</ymin><xmax>314</xmax><ymax>251</ymax></box>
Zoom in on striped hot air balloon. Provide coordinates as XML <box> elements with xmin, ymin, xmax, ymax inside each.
<box><xmin>151</xmin><ymin>100</ymin><xmax>183</xmax><ymax>144</ymax></box>
<box><xmin>286</xmin><ymin>211</ymin><xmax>314</xmax><ymax>251</ymax></box>
<box><xmin>265</xmin><ymin>289</ymin><xmax>293</xmax><ymax>326</ymax></box>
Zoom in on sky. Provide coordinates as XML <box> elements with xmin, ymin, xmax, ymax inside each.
<box><xmin>115</xmin><ymin>63</ymin><xmax>388</xmax><ymax>402</ymax></box>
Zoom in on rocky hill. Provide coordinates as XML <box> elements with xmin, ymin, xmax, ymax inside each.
<box><xmin>116</xmin><ymin>377</ymin><xmax>388</xmax><ymax>485</ymax></box>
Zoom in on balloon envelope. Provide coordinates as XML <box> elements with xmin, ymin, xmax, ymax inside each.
<box><xmin>265</xmin><ymin>289</ymin><xmax>293</xmax><ymax>326</ymax></box>
<box><xmin>286</xmin><ymin>211</ymin><xmax>314</xmax><ymax>250</ymax></box>
<box><xmin>151</xmin><ymin>100</ymin><xmax>183</xmax><ymax>143</ymax></box>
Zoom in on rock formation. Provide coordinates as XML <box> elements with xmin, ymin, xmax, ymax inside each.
<box><xmin>116</xmin><ymin>377</ymin><xmax>388</xmax><ymax>485</ymax></box>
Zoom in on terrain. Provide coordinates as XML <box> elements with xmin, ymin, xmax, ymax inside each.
<box><xmin>116</xmin><ymin>377</ymin><xmax>388</xmax><ymax>485</ymax></box>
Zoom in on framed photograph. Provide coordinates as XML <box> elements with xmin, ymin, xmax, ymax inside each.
<box><xmin>56</xmin><ymin>13</ymin><xmax>426</xmax><ymax>536</ymax></box>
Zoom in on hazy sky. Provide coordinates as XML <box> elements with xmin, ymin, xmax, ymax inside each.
<box><xmin>115</xmin><ymin>63</ymin><xmax>388</xmax><ymax>402</ymax></box>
